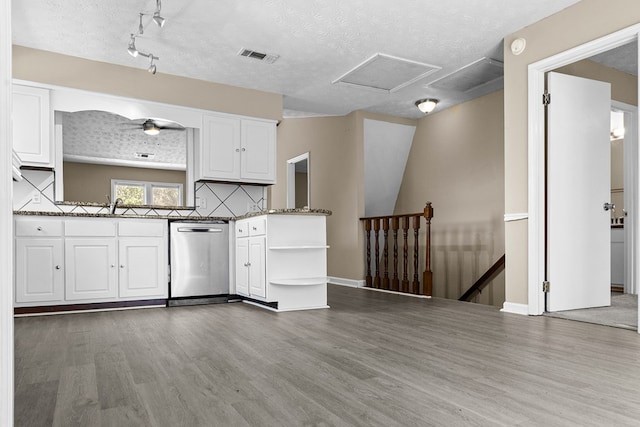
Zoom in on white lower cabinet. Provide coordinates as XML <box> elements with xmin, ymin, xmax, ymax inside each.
<box><xmin>118</xmin><ymin>237</ymin><xmax>166</xmax><ymax>298</ymax></box>
<box><xmin>65</xmin><ymin>238</ymin><xmax>118</xmax><ymax>301</ymax></box>
<box><xmin>14</xmin><ymin>216</ymin><xmax>168</xmax><ymax>307</ymax></box>
<box><xmin>14</xmin><ymin>238</ymin><xmax>64</xmax><ymax>304</ymax></box>
<box><xmin>234</xmin><ymin>214</ymin><xmax>329</xmax><ymax>311</ymax></box>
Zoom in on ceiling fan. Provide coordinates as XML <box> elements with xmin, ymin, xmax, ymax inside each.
<box><xmin>122</xmin><ymin>118</ymin><xmax>185</xmax><ymax>136</ymax></box>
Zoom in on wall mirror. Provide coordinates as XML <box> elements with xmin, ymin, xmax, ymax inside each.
<box><xmin>287</xmin><ymin>152</ymin><xmax>310</xmax><ymax>209</ymax></box>
<box><xmin>55</xmin><ymin>109</ymin><xmax>196</xmax><ymax>207</ymax></box>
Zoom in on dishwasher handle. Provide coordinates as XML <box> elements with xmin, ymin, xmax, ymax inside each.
<box><xmin>176</xmin><ymin>227</ymin><xmax>224</xmax><ymax>233</ymax></box>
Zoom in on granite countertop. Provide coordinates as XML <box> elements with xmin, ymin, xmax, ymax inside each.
<box><xmin>13</xmin><ymin>210</ymin><xmax>232</xmax><ymax>221</ymax></box>
<box><xmin>13</xmin><ymin>207</ymin><xmax>331</xmax><ymax>221</ymax></box>
<box><xmin>236</xmin><ymin>208</ymin><xmax>332</xmax><ymax>220</ymax></box>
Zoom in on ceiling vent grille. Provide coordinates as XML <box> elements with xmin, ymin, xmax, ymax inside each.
<box><xmin>238</xmin><ymin>48</ymin><xmax>279</xmax><ymax>64</ymax></box>
<box><xmin>426</xmin><ymin>57</ymin><xmax>503</xmax><ymax>92</ymax></box>
<box><xmin>333</xmin><ymin>53</ymin><xmax>441</xmax><ymax>93</ymax></box>
<box><xmin>134</xmin><ymin>152</ymin><xmax>155</xmax><ymax>159</ymax></box>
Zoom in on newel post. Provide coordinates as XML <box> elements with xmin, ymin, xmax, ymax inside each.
<box><xmin>423</xmin><ymin>202</ymin><xmax>434</xmax><ymax>296</ymax></box>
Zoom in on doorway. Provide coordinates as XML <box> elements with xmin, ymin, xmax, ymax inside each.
<box><xmin>527</xmin><ymin>24</ymin><xmax>640</xmax><ymax>334</ymax></box>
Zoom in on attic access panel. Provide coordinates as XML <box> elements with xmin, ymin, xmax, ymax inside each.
<box><xmin>333</xmin><ymin>53</ymin><xmax>441</xmax><ymax>93</ymax></box>
<box><xmin>426</xmin><ymin>57</ymin><xmax>504</xmax><ymax>93</ymax></box>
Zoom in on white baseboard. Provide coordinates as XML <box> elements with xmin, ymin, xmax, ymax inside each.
<box><xmin>327</xmin><ymin>277</ymin><xmax>366</xmax><ymax>288</ymax></box>
<box><xmin>501</xmin><ymin>302</ymin><xmax>529</xmax><ymax>316</ymax></box>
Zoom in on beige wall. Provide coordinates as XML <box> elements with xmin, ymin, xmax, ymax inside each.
<box><xmin>394</xmin><ymin>90</ymin><xmax>505</xmax><ymax>305</ymax></box>
<box><xmin>294</xmin><ymin>172</ymin><xmax>308</xmax><ymax>208</ymax></box>
<box><xmin>63</xmin><ymin>162</ymin><xmax>187</xmax><ymax>205</ymax></box>
<box><xmin>503</xmin><ymin>0</ymin><xmax>640</xmax><ymax>305</ymax></box>
<box><xmin>272</xmin><ymin>114</ymin><xmax>361</xmax><ymax>280</ymax></box>
<box><xmin>13</xmin><ymin>46</ymin><xmax>282</xmax><ymax>120</ymax></box>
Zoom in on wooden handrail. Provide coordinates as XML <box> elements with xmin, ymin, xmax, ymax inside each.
<box><xmin>361</xmin><ymin>202</ymin><xmax>433</xmax><ymax>296</ymax></box>
<box><xmin>458</xmin><ymin>254</ymin><xmax>505</xmax><ymax>302</ymax></box>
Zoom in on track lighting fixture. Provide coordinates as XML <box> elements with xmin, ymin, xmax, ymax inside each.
<box><xmin>126</xmin><ymin>2</ymin><xmax>166</xmax><ymax>73</ymax></box>
<box><xmin>153</xmin><ymin>0</ymin><xmax>166</xmax><ymax>27</ymax></box>
<box><xmin>127</xmin><ymin>34</ymin><xmax>138</xmax><ymax>57</ymax></box>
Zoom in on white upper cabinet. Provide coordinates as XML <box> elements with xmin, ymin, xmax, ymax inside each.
<box><xmin>199</xmin><ymin>114</ymin><xmax>276</xmax><ymax>184</ymax></box>
<box><xmin>12</xmin><ymin>84</ymin><xmax>52</xmax><ymax>167</ymax></box>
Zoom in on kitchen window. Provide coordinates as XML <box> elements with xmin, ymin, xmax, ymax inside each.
<box><xmin>112</xmin><ymin>179</ymin><xmax>183</xmax><ymax>206</ymax></box>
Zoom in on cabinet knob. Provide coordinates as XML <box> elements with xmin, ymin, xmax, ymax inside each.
<box><xmin>238</xmin><ymin>228</ymin><xmax>243</xmax><ymax>233</ymax></box>
<box><xmin>252</xmin><ymin>226</ymin><xmax>257</xmax><ymax>231</ymax></box>
<box><xmin>235</xmin><ymin>148</ymin><xmax>240</xmax><ymax>152</ymax></box>
<box><xmin>36</xmin><ymin>226</ymin><xmax>42</xmax><ymax>231</ymax></box>
<box><xmin>55</xmin><ymin>265</ymin><xmax>61</xmax><ymax>270</ymax></box>
<box><xmin>120</xmin><ymin>265</ymin><xmax>125</xmax><ymax>269</ymax></box>
<box><xmin>244</xmin><ymin>262</ymin><xmax>251</xmax><ymax>267</ymax></box>
<box><xmin>110</xmin><ymin>264</ymin><xmax>115</xmax><ymax>268</ymax></box>
<box><xmin>241</xmin><ymin>147</ymin><xmax>246</xmax><ymax>152</ymax></box>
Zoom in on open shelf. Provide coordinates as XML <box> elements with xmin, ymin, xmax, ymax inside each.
<box><xmin>269</xmin><ymin>277</ymin><xmax>327</xmax><ymax>286</ymax></box>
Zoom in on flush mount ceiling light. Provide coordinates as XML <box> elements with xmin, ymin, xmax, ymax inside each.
<box><xmin>415</xmin><ymin>98</ymin><xmax>439</xmax><ymax>114</ymax></box>
<box><xmin>127</xmin><ymin>34</ymin><xmax>138</xmax><ymax>57</ymax></box>
<box><xmin>153</xmin><ymin>0</ymin><xmax>166</xmax><ymax>27</ymax></box>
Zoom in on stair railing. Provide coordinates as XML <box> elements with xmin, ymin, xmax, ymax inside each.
<box><xmin>361</xmin><ymin>202</ymin><xmax>433</xmax><ymax>296</ymax></box>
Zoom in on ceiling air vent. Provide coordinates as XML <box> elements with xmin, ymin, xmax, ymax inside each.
<box><xmin>238</xmin><ymin>48</ymin><xmax>279</xmax><ymax>64</ymax></box>
<box><xmin>134</xmin><ymin>152</ymin><xmax>155</xmax><ymax>159</ymax></box>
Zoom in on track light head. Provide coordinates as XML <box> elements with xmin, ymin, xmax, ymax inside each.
<box><xmin>127</xmin><ymin>34</ymin><xmax>138</xmax><ymax>57</ymax></box>
<box><xmin>153</xmin><ymin>0</ymin><xmax>165</xmax><ymax>27</ymax></box>
<box><xmin>148</xmin><ymin>55</ymin><xmax>157</xmax><ymax>75</ymax></box>
<box><xmin>153</xmin><ymin>13</ymin><xmax>165</xmax><ymax>27</ymax></box>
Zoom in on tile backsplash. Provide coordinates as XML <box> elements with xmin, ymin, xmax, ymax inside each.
<box><xmin>13</xmin><ymin>169</ymin><xmax>267</xmax><ymax>218</ymax></box>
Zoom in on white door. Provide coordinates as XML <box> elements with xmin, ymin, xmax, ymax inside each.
<box><xmin>119</xmin><ymin>238</ymin><xmax>166</xmax><ymax>298</ymax></box>
<box><xmin>241</xmin><ymin>120</ymin><xmax>276</xmax><ymax>182</ymax></box>
<box><xmin>65</xmin><ymin>238</ymin><xmax>118</xmax><ymax>301</ymax></box>
<box><xmin>547</xmin><ymin>72</ymin><xmax>612</xmax><ymax>312</ymax></box>
<box><xmin>248</xmin><ymin>236</ymin><xmax>266</xmax><ymax>298</ymax></box>
<box><xmin>235</xmin><ymin>238</ymin><xmax>250</xmax><ymax>295</ymax></box>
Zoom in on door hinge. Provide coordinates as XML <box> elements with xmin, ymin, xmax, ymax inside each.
<box><xmin>542</xmin><ymin>91</ymin><xmax>551</xmax><ymax>106</ymax></box>
<box><xmin>542</xmin><ymin>281</ymin><xmax>550</xmax><ymax>293</ymax></box>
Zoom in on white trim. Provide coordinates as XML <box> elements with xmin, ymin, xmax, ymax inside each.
<box><xmin>504</xmin><ymin>213</ymin><xmax>528</xmax><ymax>222</ymax></box>
<box><xmin>527</xmin><ymin>24</ymin><xmax>640</xmax><ymax>317</ymax></box>
<box><xmin>612</xmin><ymin>100</ymin><xmax>638</xmax><ymax>296</ymax></box>
<box><xmin>328</xmin><ymin>277</ymin><xmax>366</xmax><ymax>288</ymax></box>
<box><xmin>501</xmin><ymin>302</ymin><xmax>529</xmax><ymax>316</ymax></box>
<box><xmin>286</xmin><ymin>152</ymin><xmax>310</xmax><ymax>209</ymax></box>
<box><xmin>13</xmin><ymin>304</ymin><xmax>166</xmax><ymax>317</ymax></box>
<box><xmin>0</xmin><ymin>0</ymin><xmax>13</xmax><ymax>422</ymax></box>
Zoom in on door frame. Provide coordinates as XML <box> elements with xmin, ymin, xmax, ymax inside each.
<box><xmin>527</xmin><ymin>24</ymin><xmax>640</xmax><ymax>317</ymax></box>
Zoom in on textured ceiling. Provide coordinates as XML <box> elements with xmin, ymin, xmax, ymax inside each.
<box><xmin>12</xmin><ymin>0</ymin><xmax>583</xmax><ymax>119</ymax></box>
<box><xmin>61</xmin><ymin>111</ymin><xmax>187</xmax><ymax>169</ymax></box>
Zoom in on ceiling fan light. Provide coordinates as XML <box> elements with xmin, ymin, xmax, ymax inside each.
<box><xmin>415</xmin><ymin>98</ymin><xmax>439</xmax><ymax>114</ymax></box>
<box><xmin>143</xmin><ymin>121</ymin><xmax>160</xmax><ymax>135</ymax></box>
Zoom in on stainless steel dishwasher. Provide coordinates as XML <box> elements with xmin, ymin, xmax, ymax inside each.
<box><xmin>168</xmin><ymin>221</ymin><xmax>229</xmax><ymax>306</ymax></box>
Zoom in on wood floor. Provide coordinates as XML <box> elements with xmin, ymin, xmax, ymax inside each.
<box><xmin>14</xmin><ymin>285</ymin><xmax>640</xmax><ymax>426</ymax></box>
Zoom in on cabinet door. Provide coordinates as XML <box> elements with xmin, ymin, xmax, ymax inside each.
<box><xmin>119</xmin><ymin>238</ymin><xmax>167</xmax><ymax>298</ymax></box>
<box><xmin>65</xmin><ymin>238</ymin><xmax>117</xmax><ymax>301</ymax></box>
<box><xmin>241</xmin><ymin>120</ymin><xmax>276</xmax><ymax>183</ymax></box>
<box><xmin>235</xmin><ymin>238</ymin><xmax>250</xmax><ymax>295</ymax></box>
<box><xmin>248</xmin><ymin>236</ymin><xmax>266</xmax><ymax>298</ymax></box>
<box><xmin>12</xmin><ymin>85</ymin><xmax>52</xmax><ymax>167</ymax></box>
<box><xmin>201</xmin><ymin>114</ymin><xmax>241</xmax><ymax>180</ymax></box>
<box><xmin>15</xmin><ymin>238</ymin><xmax>64</xmax><ymax>304</ymax></box>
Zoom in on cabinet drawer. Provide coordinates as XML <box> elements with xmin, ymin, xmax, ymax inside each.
<box><xmin>119</xmin><ymin>221</ymin><xmax>165</xmax><ymax>237</ymax></box>
<box><xmin>249</xmin><ymin>218</ymin><xmax>266</xmax><ymax>236</ymax></box>
<box><xmin>65</xmin><ymin>220</ymin><xmax>116</xmax><ymax>237</ymax></box>
<box><xmin>15</xmin><ymin>218</ymin><xmax>63</xmax><ymax>237</ymax></box>
<box><xmin>236</xmin><ymin>220</ymin><xmax>249</xmax><ymax>238</ymax></box>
